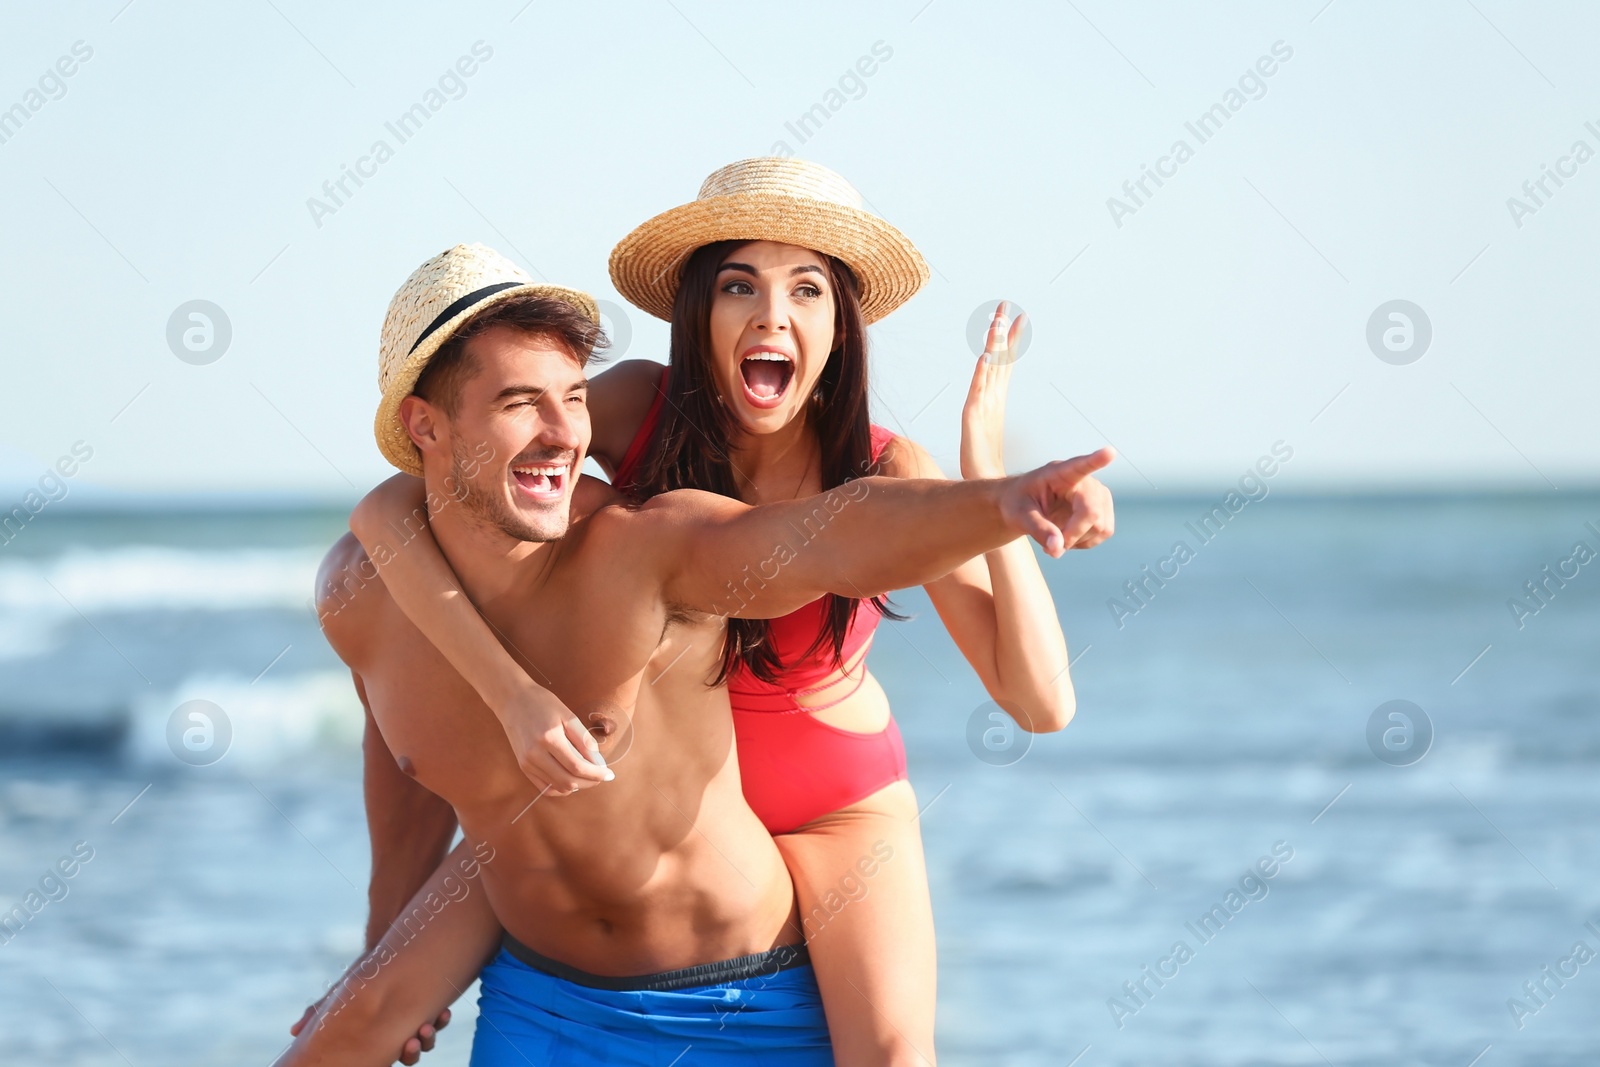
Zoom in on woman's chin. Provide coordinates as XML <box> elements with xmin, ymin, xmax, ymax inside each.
<box><xmin>731</xmin><ymin>393</ymin><xmax>800</xmax><ymax>433</ymax></box>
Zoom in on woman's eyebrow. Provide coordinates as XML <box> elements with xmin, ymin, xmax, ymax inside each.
<box><xmin>715</xmin><ymin>262</ymin><xmax>826</xmax><ymax>277</ymax></box>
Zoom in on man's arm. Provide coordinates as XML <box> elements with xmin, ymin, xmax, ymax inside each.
<box><xmin>640</xmin><ymin>448</ymin><xmax>1115</xmax><ymax>619</ymax></box>
<box><xmin>315</xmin><ymin>536</ymin><xmax>459</xmax><ymax>949</ymax></box>
<box><xmin>358</xmin><ymin>676</ymin><xmax>457</xmax><ymax>950</ymax></box>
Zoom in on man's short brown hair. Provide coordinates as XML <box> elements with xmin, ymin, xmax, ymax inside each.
<box><xmin>414</xmin><ymin>293</ymin><xmax>609</xmax><ymax>415</ymax></box>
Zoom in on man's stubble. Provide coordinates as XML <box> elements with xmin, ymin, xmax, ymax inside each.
<box><xmin>449</xmin><ymin>433</ymin><xmax>569</xmax><ymax>545</ymax></box>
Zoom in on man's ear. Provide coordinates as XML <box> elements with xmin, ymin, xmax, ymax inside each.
<box><xmin>398</xmin><ymin>395</ymin><xmax>445</xmax><ymax>460</ymax></box>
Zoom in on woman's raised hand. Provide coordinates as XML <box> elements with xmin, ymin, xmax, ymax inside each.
<box><xmin>961</xmin><ymin>301</ymin><xmax>1025</xmax><ymax>481</ymax></box>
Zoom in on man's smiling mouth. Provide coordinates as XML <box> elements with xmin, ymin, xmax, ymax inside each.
<box><xmin>511</xmin><ymin>462</ymin><xmax>569</xmax><ymax>501</ymax></box>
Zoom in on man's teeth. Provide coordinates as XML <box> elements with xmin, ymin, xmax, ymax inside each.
<box><xmin>512</xmin><ymin>464</ymin><xmax>568</xmax><ymax>493</ymax></box>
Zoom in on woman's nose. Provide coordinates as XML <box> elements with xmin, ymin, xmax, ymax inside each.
<box><xmin>751</xmin><ymin>288</ymin><xmax>789</xmax><ymax>333</ymax></box>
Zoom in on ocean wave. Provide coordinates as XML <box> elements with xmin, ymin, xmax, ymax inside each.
<box><xmin>0</xmin><ymin>545</ymin><xmax>325</xmax><ymax>614</ymax></box>
<box><xmin>125</xmin><ymin>671</ymin><xmax>365</xmax><ymax>769</ymax></box>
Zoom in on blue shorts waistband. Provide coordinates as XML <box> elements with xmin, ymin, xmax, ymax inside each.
<box><xmin>499</xmin><ymin>933</ymin><xmax>811</xmax><ymax>992</ymax></box>
<box><xmin>469</xmin><ymin>943</ymin><xmax>834</xmax><ymax>1065</ymax></box>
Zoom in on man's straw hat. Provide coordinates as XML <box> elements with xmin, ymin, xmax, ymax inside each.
<box><xmin>609</xmin><ymin>158</ymin><xmax>929</xmax><ymax>325</ymax></box>
<box><xmin>374</xmin><ymin>243</ymin><xmax>598</xmax><ymax>476</ymax></box>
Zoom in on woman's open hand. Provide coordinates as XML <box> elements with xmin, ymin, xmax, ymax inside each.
<box><xmin>961</xmin><ymin>301</ymin><xmax>1025</xmax><ymax>480</ymax></box>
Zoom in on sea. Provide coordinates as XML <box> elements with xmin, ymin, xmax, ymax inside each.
<box><xmin>1</xmin><ymin>491</ymin><xmax>1597</xmax><ymax>1066</ymax></box>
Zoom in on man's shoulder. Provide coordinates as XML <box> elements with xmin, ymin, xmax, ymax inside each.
<box><xmin>623</xmin><ymin>486</ymin><xmax>742</xmax><ymax>523</ymax></box>
<box><xmin>570</xmin><ymin>472</ymin><xmax>625</xmax><ymax>519</ymax></box>
<box><xmin>568</xmin><ymin>485</ymin><xmax>739</xmax><ymax>597</ymax></box>
<box><xmin>314</xmin><ymin>532</ymin><xmax>391</xmax><ymax>659</ymax></box>
<box><xmin>574</xmin><ymin>470</ymin><xmax>732</xmax><ymax>527</ymax></box>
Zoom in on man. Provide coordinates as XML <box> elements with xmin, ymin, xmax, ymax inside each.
<box><xmin>280</xmin><ymin>244</ymin><xmax>1112</xmax><ymax>1065</ymax></box>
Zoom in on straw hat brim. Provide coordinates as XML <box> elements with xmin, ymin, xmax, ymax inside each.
<box><xmin>609</xmin><ymin>193</ymin><xmax>929</xmax><ymax>325</ymax></box>
<box><xmin>375</xmin><ymin>282</ymin><xmax>599</xmax><ymax>477</ymax></box>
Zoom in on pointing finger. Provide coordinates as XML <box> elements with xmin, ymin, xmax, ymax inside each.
<box><xmin>1046</xmin><ymin>447</ymin><xmax>1116</xmax><ymax>487</ymax></box>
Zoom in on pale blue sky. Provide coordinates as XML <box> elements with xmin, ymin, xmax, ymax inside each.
<box><xmin>1</xmin><ymin>1</ymin><xmax>1595</xmax><ymax>501</ymax></box>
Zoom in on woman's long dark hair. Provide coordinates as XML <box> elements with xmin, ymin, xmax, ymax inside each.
<box><xmin>632</xmin><ymin>239</ymin><xmax>904</xmax><ymax>685</ymax></box>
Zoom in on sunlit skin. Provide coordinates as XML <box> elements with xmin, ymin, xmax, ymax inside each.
<box><xmin>709</xmin><ymin>244</ymin><xmax>833</xmax><ymax>426</ymax></box>
<box><xmin>335</xmin><ymin>243</ymin><xmax>1117</xmax><ymax>1065</ymax></box>
<box><xmin>707</xmin><ymin>242</ymin><xmax>841</xmax><ymax>505</ymax></box>
<box><xmin>284</xmin><ymin>313</ymin><xmax>1113</xmax><ymax>1066</ymax></box>
<box><xmin>398</xmin><ymin>326</ymin><xmax>590</xmax><ymax>546</ymax></box>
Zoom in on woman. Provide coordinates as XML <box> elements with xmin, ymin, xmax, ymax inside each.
<box><xmin>346</xmin><ymin>159</ymin><xmax>1111</xmax><ymax>1064</ymax></box>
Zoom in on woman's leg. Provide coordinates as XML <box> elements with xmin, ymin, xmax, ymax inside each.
<box><xmin>277</xmin><ymin>839</ymin><xmax>502</xmax><ymax>1067</ymax></box>
<box><xmin>775</xmin><ymin>780</ymin><xmax>936</xmax><ymax>1067</ymax></box>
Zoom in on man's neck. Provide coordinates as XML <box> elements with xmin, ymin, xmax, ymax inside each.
<box><xmin>427</xmin><ymin>489</ymin><xmax>554</xmax><ymax>610</ymax></box>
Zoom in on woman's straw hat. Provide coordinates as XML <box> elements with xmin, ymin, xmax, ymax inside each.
<box><xmin>375</xmin><ymin>243</ymin><xmax>598</xmax><ymax>476</ymax></box>
<box><xmin>609</xmin><ymin>158</ymin><xmax>929</xmax><ymax>325</ymax></box>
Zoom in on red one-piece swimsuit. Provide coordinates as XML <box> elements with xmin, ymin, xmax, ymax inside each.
<box><xmin>612</xmin><ymin>367</ymin><xmax>910</xmax><ymax>835</ymax></box>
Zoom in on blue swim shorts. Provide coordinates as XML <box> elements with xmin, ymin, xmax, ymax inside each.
<box><xmin>469</xmin><ymin>935</ymin><xmax>834</xmax><ymax>1066</ymax></box>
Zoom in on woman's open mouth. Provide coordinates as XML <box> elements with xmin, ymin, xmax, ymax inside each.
<box><xmin>738</xmin><ymin>350</ymin><xmax>794</xmax><ymax>410</ymax></box>
<box><xmin>511</xmin><ymin>462</ymin><xmax>569</xmax><ymax>503</ymax></box>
